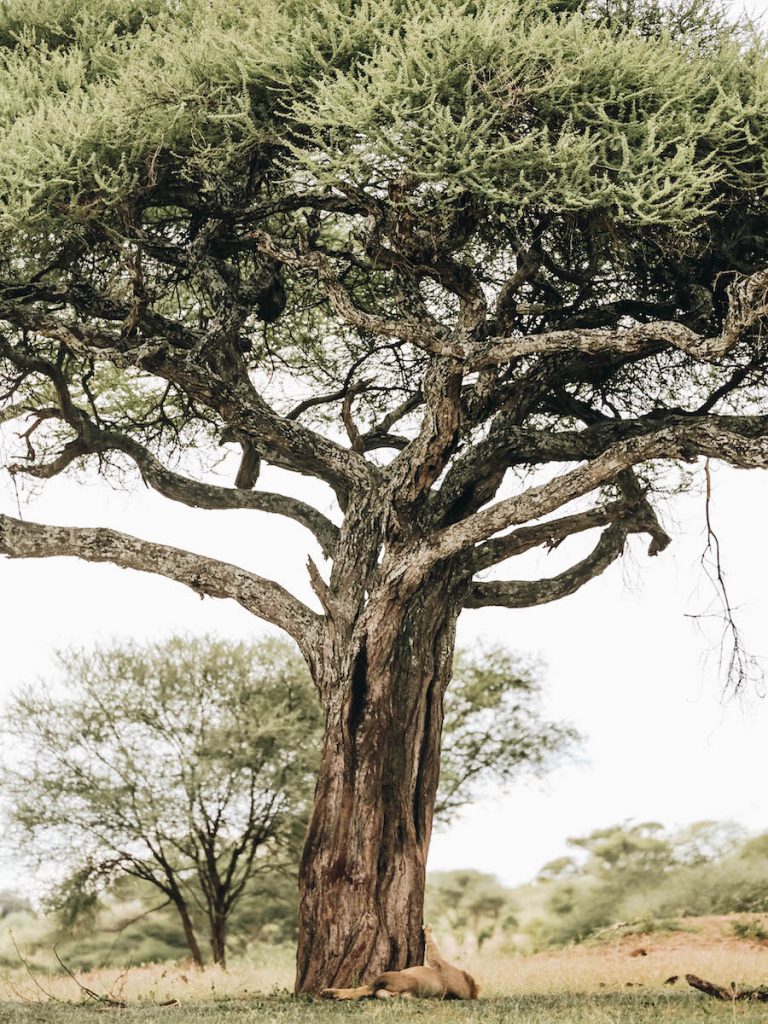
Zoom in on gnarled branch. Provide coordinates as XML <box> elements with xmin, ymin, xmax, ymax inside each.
<box><xmin>472</xmin><ymin>268</ymin><xmax>768</xmax><ymax>368</ymax></box>
<box><xmin>8</xmin><ymin>429</ymin><xmax>339</xmax><ymax>559</ymax></box>
<box><xmin>418</xmin><ymin>416</ymin><xmax>768</xmax><ymax>571</ymax></box>
<box><xmin>465</xmin><ymin>523</ymin><xmax>630</xmax><ymax>609</ymax></box>
<box><xmin>0</xmin><ymin>513</ymin><xmax>320</xmax><ymax>652</ymax></box>
<box><xmin>470</xmin><ymin>502</ymin><xmax>626</xmax><ymax>571</ymax></box>
<box><xmin>250</xmin><ymin>232</ymin><xmax>450</xmax><ymax>351</ymax></box>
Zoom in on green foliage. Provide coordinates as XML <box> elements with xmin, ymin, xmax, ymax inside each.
<box><xmin>567</xmin><ymin>822</ymin><xmax>674</xmax><ymax>883</ymax></box>
<box><xmin>426</xmin><ymin>870</ymin><xmax>517</xmax><ymax>948</ymax></box>
<box><xmin>731</xmin><ymin>917</ymin><xmax>768</xmax><ymax>942</ymax></box>
<box><xmin>739</xmin><ymin>832</ymin><xmax>768</xmax><ymax>861</ymax></box>
<box><xmin>626</xmin><ymin>854</ymin><xmax>768</xmax><ymax>919</ymax></box>
<box><xmin>521</xmin><ymin>819</ymin><xmax>768</xmax><ymax>947</ymax></box>
<box><xmin>0</xmin><ymin>906</ymin><xmax>51</xmax><ymax>968</ymax></box>
<box><xmin>437</xmin><ymin>645</ymin><xmax>579</xmax><ymax>823</ymax></box>
<box><xmin>1</xmin><ymin>0</ymin><xmax>766</xmax><ymax>508</ymax></box>
<box><xmin>1</xmin><ymin>635</ymin><xmax>322</xmax><ymax>966</ymax></box>
<box><xmin>0</xmin><ymin>0</ymin><xmax>765</xmax><ymax>246</ymax></box>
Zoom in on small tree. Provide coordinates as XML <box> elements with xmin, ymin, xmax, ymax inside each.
<box><xmin>2</xmin><ymin>634</ymin><xmax>573</xmax><ymax>965</ymax></box>
<box><xmin>426</xmin><ymin>870</ymin><xmax>517</xmax><ymax>949</ymax></box>
<box><xmin>2</xmin><ymin>635</ymin><xmax>321</xmax><ymax>967</ymax></box>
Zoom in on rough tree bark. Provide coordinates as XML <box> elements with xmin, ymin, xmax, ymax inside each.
<box><xmin>174</xmin><ymin>897</ymin><xmax>204</xmax><ymax>969</ymax></box>
<box><xmin>210</xmin><ymin>913</ymin><xmax>228</xmax><ymax>969</ymax></box>
<box><xmin>296</xmin><ymin>559</ymin><xmax>463</xmax><ymax>992</ymax></box>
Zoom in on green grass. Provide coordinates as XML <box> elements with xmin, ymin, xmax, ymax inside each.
<box><xmin>1</xmin><ymin>993</ymin><xmax>766</xmax><ymax>1024</ymax></box>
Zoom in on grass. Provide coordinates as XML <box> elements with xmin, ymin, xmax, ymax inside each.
<box><xmin>3</xmin><ymin>993</ymin><xmax>768</xmax><ymax>1024</ymax></box>
<box><xmin>2</xmin><ymin>916</ymin><xmax>768</xmax><ymax>1023</ymax></box>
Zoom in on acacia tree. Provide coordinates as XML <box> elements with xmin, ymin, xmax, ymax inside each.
<box><xmin>2</xmin><ymin>636</ymin><xmax>322</xmax><ymax>969</ymax></box>
<box><xmin>1</xmin><ymin>0</ymin><xmax>768</xmax><ymax>993</ymax></box>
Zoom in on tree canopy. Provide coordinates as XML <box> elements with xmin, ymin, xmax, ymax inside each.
<box><xmin>1</xmin><ymin>0</ymin><xmax>767</xmax><ymax>651</ymax></box>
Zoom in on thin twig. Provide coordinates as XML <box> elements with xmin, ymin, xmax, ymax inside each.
<box><xmin>52</xmin><ymin>942</ymin><xmax>127</xmax><ymax>1007</ymax></box>
<box><xmin>692</xmin><ymin>460</ymin><xmax>762</xmax><ymax>695</ymax></box>
<box><xmin>8</xmin><ymin>930</ymin><xmax>67</xmax><ymax>1004</ymax></box>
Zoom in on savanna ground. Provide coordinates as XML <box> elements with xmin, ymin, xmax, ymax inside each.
<box><xmin>2</xmin><ymin>917</ymin><xmax>767</xmax><ymax>1024</ymax></box>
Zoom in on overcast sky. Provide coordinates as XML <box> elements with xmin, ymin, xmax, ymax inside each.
<box><xmin>2</xmin><ymin>0</ymin><xmax>768</xmax><ymax>897</ymax></box>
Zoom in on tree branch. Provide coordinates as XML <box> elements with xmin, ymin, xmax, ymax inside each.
<box><xmin>0</xmin><ymin>319</ymin><xmax>370</xmax><ymax>500</ymax></box>
<box><xmin>9</xmin><ymin>429</ymin><xmax>339</xmax><ymax>559</ymax></box>
<box><xmin>465</xmin><ymin>523</ymin><xmax>629</xmax><ymax>609</ymax></box>
<box><xmin>250</xmin><ymin>231</ymin><xmax>450</xmax><ymax>351</ymax></box>
<box><xmin>470</xmin><ymin>502</ymin><xmax>627</xmax><ymax>571</ymax></box>
<box><xmin>0</xmin><ymin>513</ymin><xmax>321</xmax><ymax>650</ymax></box>
<box><xmin>415</xmin><ymin>416</ymin><xmax>768</xmax><ymax>571</ymax></box>
<box><xmin>239</xmin><ymin>252</ymin><xmax>767</xmax><ymax>369</ymax></box>
<box><xmin>471</xmin><ymin>268</ymin><xmax>768</xmax><ymax>368</ymax></box>
<box><xmin>0</xmin><ymin>338</ymin><xmax>341</xmax><ymax>556</ymax></box>
<box><xmin>388</xmin><ymin>357</ymin><xmax>463</xmax><ymax>503</ymax></box>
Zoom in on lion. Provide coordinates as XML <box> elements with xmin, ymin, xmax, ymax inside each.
<box><xmin>320</xmin><ymin>925</ymin><xmax>479</xmax><ymax>1001</ymax></box>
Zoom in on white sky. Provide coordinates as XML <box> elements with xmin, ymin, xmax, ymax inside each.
<box><xmin>2</xmin><ymin>460</ymin><xmax>768</xmax><ymax>893</ymax></box>
<box><xmin>2</xmin><ymin>0</ymin><xmax>768</xmax><ymax>896</ymax></box>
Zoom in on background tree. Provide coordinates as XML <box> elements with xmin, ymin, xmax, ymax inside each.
<box><xmin>437</xmin><ymin>645</ymin><xmax>577</xmax><ymax>823</ymax></box>
<box><xmin>1</xmin><ymin>636</ymin><xmax>321</xmax><ymax>968</ymax></box>
<box><xmin>0</xmin><ymin>891</ymin><xmax>32</xmax><ymax>919</ymax></box>
<box><xmin>426</xmin><ymin>870</ymin><xmax>518</xmax><ymax>950</ymax></box>
<box><xmin>1</xmin><ymin>634</ymin><xmax>574</xmax><ymax>966</ymax></box>
<box><xmin>527</xmin><ymin>819</ymin><xmax>760</xmax><ymax>944</ymax></box>
<box><xmin>1</xmin><ymin>0</ymin><xmax>768</xmax><ymax>992</ymax></box>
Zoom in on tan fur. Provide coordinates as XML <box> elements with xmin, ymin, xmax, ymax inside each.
<box><xmin>321</xmin><ymin>926</ymin><xmax>479</xmax><ymax>1001</ymax></box>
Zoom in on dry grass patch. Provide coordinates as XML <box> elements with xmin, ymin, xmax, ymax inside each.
<box><xmin>2</xmin><ymin>915</ymin><xmax>768</xmax><ymax>1007</ymax></box>
<box><xmin>474</xmin><ymin>916</ymin><xmax>768</xmax><ymax>996</ymax></box>
<box><xmin>0</xmin><ymin>956</ymin><xmax>295</xmax><ymax>1005</ymax></box>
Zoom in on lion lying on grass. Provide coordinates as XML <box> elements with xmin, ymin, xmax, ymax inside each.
<box><xmin>321</xmin><ymin>925</ymin><xmax>479</xmax><ymax>1001</ymax></box>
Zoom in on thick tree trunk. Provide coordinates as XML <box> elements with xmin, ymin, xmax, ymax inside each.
<box><xmin>295</xmin><ymin>566</ymin><xmax>461</xmax><ymax>994</ymax></box>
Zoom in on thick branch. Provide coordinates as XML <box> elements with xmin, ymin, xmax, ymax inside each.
<box><xmin>465</xmin><ymin>523</ymin><xmax>629</xmax><ymax>609</ymax></box>
<box><xmin>472</xmin><ymin>269</ymin><xmax>768</xmax><ymax>368</ymax></box>
<box><xmin>242</xmin><ymin>256</ymin><xmax>767</xmax><ymax>368</ymax></box>
<box><xmin>470</xmin><ymin>502</ymin><xmax>626</xmax><ymax>570</ymax></box>
<box><xmin>0</xmin><ymin>337</ymin><xmax>341</xmax><ymax>555</ymax></box>
<box><xmin>389</xmin><ymin>358</ymin><xmax>463</xmax><ymax>504</ymax></box>
<box><xmin>9</xmin><ymin>430</ymin><xmax>339</xmax><ymax>559</ymax></box>
<box><xmin>416</xmin><ymin>416</ymin><xmax>768</xmax><ymax>570</ymax></box>
<box><xmin>0</xmin><ymin>514</ymin><xmax>320</xmax><ymax>651</ymax></box>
